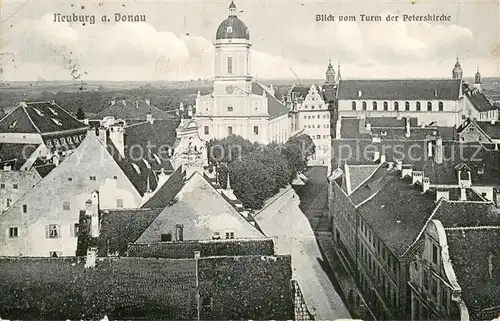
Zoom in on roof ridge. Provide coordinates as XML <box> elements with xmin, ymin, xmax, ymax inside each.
<box><xmin>0</xmin><ymin>104</ymin><xmax>20</xmax><ymax>123</ymax></box>
<box><xmin>50</xmin><ymin>101</ymin><xmax>86</xmax><ymax>124</ymax></box>
<box><xmin>402</xmin><ymin>198</ymin><xmax>445</xmax><ymax>257</ymax></box>
<box><xmin>445</xmin><ymin>226</ymin><xmax>500</xmax><ymax>230</ymax></box>
<box><xmin>21</xmin><ymin>104</ymin><xmax>42</xmax><ymax>134</ymax></box>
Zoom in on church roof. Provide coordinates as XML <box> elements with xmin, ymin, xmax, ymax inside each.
<box><xmin>215</xmin><ymin>2</ymin><xmax>250</xmax><ymax>40</ymax></box>
<box><xmin>0</xmin><ymin>101</ymin><xmax>87</xmax><ymax>134</ymax></box>
<box><xmin>92</xmin><ymin>99</ymin><xmax>173</xmax><ymax>121</ymax></box>
<box><xmin>251</xmin><ymin>82</ymin><xmax>289</xmax><ymax>118</ymax></box>
<box><xmin>337</xmin><ymin>79</ymin><xmax>462</xmax><ymax>101</ymax></box>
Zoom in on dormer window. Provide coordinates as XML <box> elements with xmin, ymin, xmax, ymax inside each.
<box><xmin>51</xmin><ymin>118</ymin><xmax>62</xmax><ymax>126</ymax></box>
<box><xmin>381</xmin><ymin>131</ymin><xmax>387</xmax><ymax>136</ymax></box>
<box><xmin>142</xmin><ymin>158</ymin><xmax>151</xmax><ymax>169</ymax></box>
<box><xmin>131</xmin><ymin>163</ymin><xmax>141</xmax><ymax>174</ymax></box>
<box><xmin>48</xmin><ymin>107</ymin><xmax>58</xmax><ymax>116</ymax></box>
<box><xmin>152</xmin><ymin>153</ymin><xmax>161</xmax><ymax>164</ymax></box>
<box><xmin>33</xmin><ymin>108</ymin><xmax>44</xmax><ymax>116</ymax></box>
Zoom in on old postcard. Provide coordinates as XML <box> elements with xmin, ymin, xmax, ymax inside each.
<box><xmin>0</xmin><ymin>0</ymin><xmax>499</xmax><ymax>320</ymax></box>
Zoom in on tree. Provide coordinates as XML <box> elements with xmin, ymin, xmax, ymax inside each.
<box><xmin>76</xmin><ymin>107</ymin><xmax>86</xmax><ymax>120</ymax></box>
<box><xmin>287</xmin><ymin>134</ymin><xmax>316</xmax><ymax>160</ymax></box>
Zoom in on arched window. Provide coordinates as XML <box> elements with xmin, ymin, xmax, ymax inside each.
<box><xmin>394</xmin><ymin>102</ymin><xmax>399</xmax><ymax>111</ymax></box>
<box><xmin>384</xmin><ymin>102</ymin><xmax>388</xmax><ymax>111</ymax></box>
<box><xmin>352</xmin><ymin>101</ymin><xmax>357</xmax><ymax>110</ymax></box>
<box><xmin>362</xmin><ymin>101</ymin><xmax>367</xmax><ymax>110</ymax></box>
<box><xmin>427</xmin><ymin>102</ymin><xmax>432</xmax><ymax>111</ymax></box>
<box><xmin>405</xmin><ymin>102</ymin><xmax>410</xmax><ymax>111</ymax></box>
<box><xmin>416</xmin><ymin>102</ymin><xmax>421</xmax><ymax>111</ymax></box>
<box><xmin>373</xmin><ymin>102</ymin><xmax>378</xmax><ymax>110</ymax></box>
<box><xmin>438</xmin><ymin>102</ymin><xmax>444</xmax><ymax>111</ymax></box>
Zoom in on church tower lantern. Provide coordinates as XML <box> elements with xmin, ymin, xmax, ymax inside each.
<box><xmin>452</xmin><ymin>57</ymin><xmax>463</xmax><ymax>80</ymax></box>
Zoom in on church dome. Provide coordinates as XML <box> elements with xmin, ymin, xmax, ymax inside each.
<box><xmin>215</xmin><ymin>1</ymin><xmax>250</xmax><ymax>40</ymax></box>
<box><xmin>452</xmin><ymin>59</ymin><xmax>463</xmax><ymax>73</ymax></box>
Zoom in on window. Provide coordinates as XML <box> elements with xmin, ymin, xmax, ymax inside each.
<box><xmin>394</xmin><ymin>102</ymin><xmax>399</xmax><ymax>110</ymax></box>
<box><xmin>46</xmin><ymin>224</ymin><xmax>60</xmax><ymax>239</ymax></box>
<box><xmin>6</xmin><ymin>198</ymin><xmax>11</xmax><ymax>208</ymax></box>
<box><xmin>50</xmin><ymin>251</ymin><xmax>60</xmax><ymax>257</ymax></box>
<box><xmin>226</xmin><ymin>26</ymin><xmax>233</xmax><ymax>33</ymax></box>
<box><xmin>415</xmin><ymin>101</ymin><xmax>421</xmax><ymax>111</ymax></box>
<box><xmin>0</xmin><ymin>183</ymin><xmax>4</xmax><ymax>189</ymax></box>
<box><xmin>253</xmin><ymin>126</ymin><xmax>259</xmax><ymax>135</ymax></box>
<box><xmin>117</xmin><ymin>199</ymin><xmax>124</xmax><ymax>208</ymax></box>
<box><xmin>405</xmin><ymin>101</ymin><xmax>410</xmax><ymax>111</ymax></box>
<box><xmin>228</xmin><ymin>126</ymin><xmax>233</xmax><ymax>135</ymax></box>
<box><xmin>423</xmin><ymin>269</ymin><xmax>429</xmax><ymax>289</ymax></box>
<box><xmin>204</xmin><ymin>126</ymin><xmax>209</xmax><ymax>135</ymax></box>
<box><xmin>89</xmin><ymin>176</ymin><xmax>96</xmax><ymax>181</ymax></box>
<box><xmin>316</xmin><ymin>135</ymin><xmax>321</xmax><ymax>139</ymax></box>
<box><xmin>430</xmin><ymin>277</ymin><xmax>438</xmax><ymax>297</ymax></box>
<box><xmin>68</xmin><ymin>177</ymin><xmax>72</xmax><ymax>181</ymax></box>
<box><xmin>384</xmin><ymin>101</ymin><xmax>388</xmax><ymax>110</ymax></box>
<box><xmin>9</xmin><ymin>227</ymin><xmax>18</xmax><ymax>238</ymax></box>
<box><xmin>438</xmin><ymin>101</ymin><xmax>444</xmax><ymax>111</ymax></box>
<box><xmin>227</xmin><ymin>106</ymin><xmax>233</xmax><ymax>112</ymax></box>
<box><xmin>13</xmin><ymin>184</ymin><xmax>18</xmax><ymax>189</ymax></box>
<box><xmin>427</xmin><ymin>102</ymin><xmax>432</xmax><ymax>111</ymax></box>
<box><xmin>227</xmin><ymin>56</ymin><xmax>233</xmax><ymax>74</ymax></box>
<box><xmin>175</xmin><ymin>224</ymin><xmax>184</xmax><ymax>241</ymax></box>
<box><xmin>352</xmin><ymin>101</ymin><xmax>357</xmax><ymax>110</ymax></box>
<box><xmin>161</xmin><ymin>233</ymin><xmax>172</xmax><ymax>242</ymax></box>
<box><xmin>373</xmin><ymin>101</ymin><xmax>377</xmax><ymax>110</ymax></box>
<box><xmin>225</xmin><ymin>231</ymin><xmax>234</xmax><ymax>239</ymax></box>
<box><xmin>113</xmin><ymin>176</ymin><xmax>118</xmax><ymax>180</ymax></box>
<box><xmin>63</xmin><ymin>201</ymin><xmax>70</xmax><ymax>211</ymax></box>
<box><xmin>432</xmin><ymin>243</ymin><xmax>438</xmax><ymax>264</ymax></box>
<box><xmin>22</xmin><ymin>204</ymin><xmax>27</xmax><ymax>214</ymax></box>
<box><xmin>362</xmin><ymin>101</ymin><xmax>367</xmax><ymax>110</ymax></box>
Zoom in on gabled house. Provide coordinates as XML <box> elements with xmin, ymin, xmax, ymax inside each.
<box><xmin>457</xmin><ymin>118</ymin><xmax>500</xmax><ymax>147</ymax></box>
<box><xmin>91</xmin><ymin>99</ymin><xmax>174</xmax><ymax>122</ymax></box>
<box><xmin>0</xmin><ymin>132</ymin><xmax>161</xmax><ymax>257</ymax></box>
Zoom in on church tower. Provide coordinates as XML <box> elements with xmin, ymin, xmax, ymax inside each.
<box><xmin>325</xmin><ymin>58</ymin><xmax>336</xmax><ymax>85</ymax></box>
<box><xmin>452</xmin><ymin>57</ymin><xmax>463</xmax><ymax>80</ymax></box>
<box><xmin>213</xmin><ymin>0</ymin><xmax>252</xmax><ymax>95</ymax></box>
<box><xmin>474</xmin><ymin>64</ymin><xmax>482</xmax><ymax>91</ymax></box>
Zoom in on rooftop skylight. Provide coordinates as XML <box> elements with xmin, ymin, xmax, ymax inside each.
<box><xmin>33</xmin><ymin>108</ymin><xmax>44</xmax><ymax>116</ymax></box>
<box><xmin>131</xmin><ymin>163</ymin><xmax>141</xmax><ymax>174</ymax></box>
<box><xmin>51</xmin><ymin>118</ymin><xmax>62</xmax><ymax>126</ymax></box>
<box><xmin>48</xmin><ymin>107</ymin><xmax>58</xmax><ymax>116</ymax></box>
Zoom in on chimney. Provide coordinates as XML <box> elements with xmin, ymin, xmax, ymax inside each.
<box><xmin>423</xmin><ymin>177</ymin><xmax>430</xmax><ymax>193</ymax></box>
<box><xmin>494</xmin><ymin>188</ymin><xmax>500</xmax><ymax>208</ymax></box>
<box><xmin>489</xmin><ymin>253</ymin><xmax>494</xmax><ymax>280</ymax></box>
<box><xmin>135</xmin><ymin>100</ymin><xmax>139</xmax><ymax>108</ymax></box>
<box><xmin>491</xmin><ymin>119</ymin><xmax>496</xmax><ymax>125</ymax></box>
<box><xmin>401</xmin><ymin>164</ymin><xmax>413</xmax><ymax>178</ymax></box>
<box><xmin>89</xmin><ymin>190</ymin><xmax>100</xmax><ymax>238</ymax></box>
<box><xmin>98</xmin><ymin>127</ymin><xmax>108</xmax><ymax>146</ymax></box>
<box><xmin>188</xmin><ymin>105</ymin><xmax>193</xmax><ymax>117</ymax></box>
<box><xmin>358</xmin><ymin>90</ymin><xmax>362</xmax><ymax>97</ymax></box>
<box><xmin>146</xmin><ymin>113</ymin><xmax>154</xmax><ymax>124</ymax></box>
<box><xmin>380</xmin><ymin>153</ymin><xmax>386</xmax><ymax>164</ymax></box>
<box><xmin>3</xmin><ymin>164</ymin><xmax>12</xmax><ymax>171</ymax></box>
<box><xmin>387</xmin><ymin>162</ymin><xmax>394</xmax><ymax>170</ymax></box>
<box><xmin>366</xmin><ymin>122</ymin><xmax>372</xmax><ymax>131</ymax></box>
<box><xmin>179</xmin><ymin>102</ymin><xmax>184</xmax><ymax>111</ymax></box>
<box><xmin>405</xmin><ymin>117</ymin><xmax>411</xmax><ymax>138</ymax></box>
<box><xmin>427</xmin><ymin>141</ymin><xmax>433</xmax><ymax>158</ymax></box>
<box><xmin>460</xmin><ymin>187</ymin><xmax>467</xmax><ymax>201</ymax></box>
<box><xmin>110</xmin><ymin>100</ymin><xmax>116</xmax><ymax>106</ymax></box>
<box><xmin>269</xmin><ymin>84</ymin><xmax>275</xmax><ymax>96</ymax></box>
<box><xmin>436</xmin><ymin>189</ymin><xmax>449</xmax><ymax>201</ymax></box>
<box><xmin>395</xmin><ymin>160</ymin><xmax>403</xmax><ymax>171</ymax></box>
<box><xmin>373</xmin><ymin>151</ymin><xmax>380</xmax><ymax>161</ymax></box>
<box><xmin>194</xmin><ymin>251</ymin><xmax>201</xmax><ymax>260</ymax></box>
<box><xmin>434</xmin><ymin>136</ymin><xmax>443</xmax><ymax>164</ymax></box>
<box><xmin>109</xmin><ymin>124</ymin><xmax>125</xmax><ymax>158</ymax></box>
<box><xmin>52</xmin><ymin>154</ymin><xmax>60</xmax><ymax>166</ymax></box>
<box><xmin>412</xmin><ymin>171</ymin><xmax>423</xmax><ymax>185</ymax></box>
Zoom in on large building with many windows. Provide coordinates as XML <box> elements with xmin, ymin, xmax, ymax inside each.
<box><xmin>193</xmin><ymin>1</ymin><xmax>290</xmax><ymax>144</ymax></box>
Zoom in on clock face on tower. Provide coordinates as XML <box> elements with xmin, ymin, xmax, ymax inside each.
<box><xmin>225</xmin><ymin>85</ymin><xmax>234</xmax><ymax>94</ymax></box>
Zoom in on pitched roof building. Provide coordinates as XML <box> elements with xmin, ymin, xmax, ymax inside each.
<box><xmin>92</xmin><ymin>99</ymin><xmax>174</xmax><ymax>121</ymax></box>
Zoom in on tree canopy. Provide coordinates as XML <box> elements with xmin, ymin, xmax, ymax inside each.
<box><xmin>209</xmin><ymin>134</ymin><xmax>315</xmax><ymax>210</ymax></box>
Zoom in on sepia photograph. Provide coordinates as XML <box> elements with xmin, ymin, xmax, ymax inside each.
<box><xmin>0</xmin><ymin>0</ymin><xmax>499</xmax><ymax>320</ymax></box>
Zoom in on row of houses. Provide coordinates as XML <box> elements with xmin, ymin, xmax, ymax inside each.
<box><xmin>328</xmin><ymin>115</ymin><xmax>500</xmax><ymax>320</ymax></box>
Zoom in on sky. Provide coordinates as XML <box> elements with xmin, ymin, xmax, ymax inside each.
<box><xmin>0</xmin><ymin>0</ymin><xmax>499</xmax><ymax>81</ymax></box>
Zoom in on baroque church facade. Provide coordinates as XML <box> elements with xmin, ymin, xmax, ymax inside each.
<box><xmin>193</xmin><ymin>1</ymin><xmax>290</xmax><ymax>144</ymax></box>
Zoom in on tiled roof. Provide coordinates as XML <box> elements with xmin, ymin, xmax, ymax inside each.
<box><xmin>349</xmin><ymin>165</ymin><xmax>398</xmax><ymax>206</ymax></box>
<box><xmin>129</xmin><ymin>238</ymin><xmax>275</xmax><ymax>259</ymax></box>
<box><xmin>0</xmin><ymin>255</ymin><xmax>294</xmax><ymax>320</ymax></box>
<box><xmin>337</xmin><ymin>79</ymin><xmax>462</xmax><ymax>101</ymax></box>
<box><xmin>475</xmin><ymin>121</ymin><xmax>500</xmax><ymax>140</ymax></box>
<box><xmin>332</xmin><ymin>140</ymin><xmax>500</xmax><ymax>186</ymax></box>
<box><xmin>141</xmin><ymin>166</ymin><xmax>186</xmax><ymax>209</ymax></box>
<box><xmin>135</xmin><ymin>172</ymin><xmax>265</xmax><ymax>243</ymax></box>
<box><xmin>98</xmin><ymin>208</ymin><xmax>164</xmax><ymax>256</ymax></box>
<box><xmin>106</xmin><ymin>140</ymin><xmax>159</xmax><ymax>196</ymax></box>
<box><xmin>252</xmin><ymin>82</ymin><xmax>289</xmax><ymax>118</ymax></box>
<box><xmin>356</xmin><ymin>175</ymin><xmax>439</xmax><ymax>256</ymax></box>
<box><xmin>445</xmin><ymin>228</ymin><xmax>500</xmax><ymax>320</ymax></box>
<box><xmin>346</xmin><ymin>164</ymin><xmax>380</xmax><ymax>194</ymax></box>
<box><xmin>124</xmin><ymin>120</ymin><xmax>178</xmax><ymax>172</ymax></box>
<box><xmin>435</xmin><ymin>201</ymin><xmax>500</xmax><ymax>227</ymax></box>
<box><xmin>34</xmin><ymin>163</ymin><xmax>57</xmax><ymax>178</ymax></box>
<box><xmin>366</xmin><ymin>117</ymin><xmax>418</xmax><ymax>128</ymax></box>
<box><xmin>92</xmin><ymin>100</ymin><xmax>174</xmax><ymax>120</ymax></box>
<box><xmin>289</xmin><ymin>85</ymin><xmax>310</xmax><ymax>99</ymax></box>
<box><xmin>0</xmin><ymin>143</ymin><xmax>39</xmax><ymax>170</ymax></box>
<box><xmin>0</xmin><ymin>257</ymin><xmax>198</xmax><ymax>320</ymax></box>
<box><xmin>463</xmin><ymin>84</ymin><xmax>498</xmax><ymax>112</ymax></box>
<box><xmin>0</xmin><ymin>101</ymin><xmax>88</xmax><ymax>134</ymax></box>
